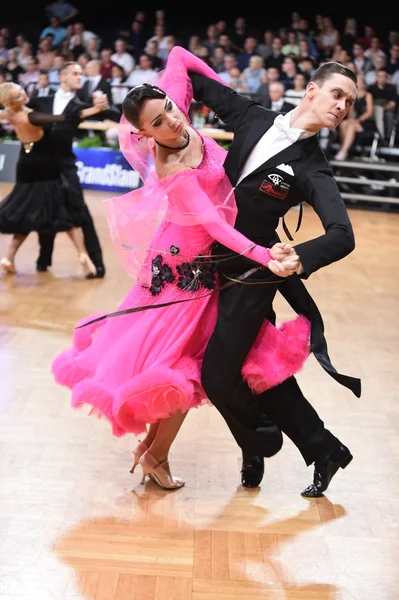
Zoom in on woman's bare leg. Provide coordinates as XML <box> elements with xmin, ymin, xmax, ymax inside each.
<box><xmin>142</xmin><ymin>422</ymin><xmax>160</xmax><ymax>448</ymax></box>
<box><xmin>66</xmin><ymin>227</ymin><xmax>96</xmax><ymax>276</ymax></box>
<box><xmin>147</xmin><ymin>410</ymin><xmax>188</xmax><ymax>464</ymax></box>
<box><xmin>1</xmin><ymin>233</ymin><xmax>28</xmax><ymax>272</ymax></box>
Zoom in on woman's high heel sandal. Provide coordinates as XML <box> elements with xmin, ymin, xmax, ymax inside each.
<box><xmin>138</xmin><ymin>450</ymin><xmax>185</xmax><ymax>490</ymax></box>
<box><xmin>79</xmin><ymin>252</ymin><xmax>97</xmax><ymax>277</ymax></box>
<box><xmin>0</xmin><ymin>258</ymin><xmax>17</xmax><ymax>274</ymax></box>
<box><xmin>130</xmin><ymin>441</ymin><xmax>148</xmax><ymax>473</ymax></box>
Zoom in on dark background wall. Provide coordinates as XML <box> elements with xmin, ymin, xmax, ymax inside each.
<box><xmin>1</xmin><ymin>4</ymin><xmax>395</xmax><ymax>45</ymax></box>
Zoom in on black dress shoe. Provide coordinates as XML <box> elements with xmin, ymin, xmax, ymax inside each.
<box><xmin>86</xmin><ymin>265</ymin><xmax>105</xmax><ymax>279</ymax></box>
<box><xmin>241</xmin><ymin>453</ymin><xmax>264</xmax><ymax>488</ymax></box>
<box><xmin>36</xmin><ymin>263</ymin><xmax>48</xmax><ymax>272</ymax></box>
<box><xmin>301</xmin><ymin>444</ymin><xmax>353</xmax><ymax>498</ymax></box>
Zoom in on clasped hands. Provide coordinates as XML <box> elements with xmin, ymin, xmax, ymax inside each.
<box><xmin>268</xmin><ymin>242</ymin><xmax>303</xmax><ymax>277</ymax></box>
<box><xmin>92</xmin><ymin>92</ymin><xmax>109</xmax><ymax>112</ymax></box>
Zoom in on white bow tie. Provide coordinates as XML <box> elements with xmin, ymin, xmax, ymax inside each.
<box><xmin>273</xmin><ymin>113</ymin><xmax>300</xmax><ymax>144</ymax></box>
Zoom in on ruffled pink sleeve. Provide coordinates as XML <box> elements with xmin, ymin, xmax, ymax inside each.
<box><xmin>157</xmin><ymin>46</ymin><xmax>229</xmax><ymax>116</ymax></box>
<box><xmin>168</xmin><ymin>169</ymin><xmax>272</xmax><ymax>267</ymax></box>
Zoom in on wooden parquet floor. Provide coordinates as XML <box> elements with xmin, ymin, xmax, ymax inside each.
<box><xmin>0</xmin><ymin>182</ymin><xmax>398</xmax><ymax>600</ymax></box>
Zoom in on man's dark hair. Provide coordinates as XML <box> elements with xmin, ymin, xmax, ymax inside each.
<box><xmin>122</xmin><ymin>83</ymin><xmax>166</xmax><ymax>128</ymax></box>
<box><xmin>310</xmin><ymin>62</ymin><xmax>358</xmax><ymax>87</ymax></box>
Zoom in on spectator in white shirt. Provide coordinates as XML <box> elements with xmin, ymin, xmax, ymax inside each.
<box><xmin>111</xmin><ymin>38</ymin><xmax>135</xmax><ymax>76</ymax></box>
<box><xmin>18</xmin><ymin>56</ymin><xmax>41</xmax><ymax>96</ymax></box>
<box><xmin>125</xmin><ymin>53</ymin><xmax>158</xmax><ymax>87</ymax></box>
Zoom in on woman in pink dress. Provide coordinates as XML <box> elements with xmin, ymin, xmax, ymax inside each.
<box><xmin>52</xmin><ymin>47</ymin><xmax>310</xmax><ymax>490</ymax></box>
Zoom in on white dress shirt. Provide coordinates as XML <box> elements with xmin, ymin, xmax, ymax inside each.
<box><xmin>237</xmin><ymin>112</ymin><xmax>315</xmax><ymax>185</ymax></box>
<box><xmin>53</xmin><ymin>88</ymin><xmax>75</xmax><ymax>114</ymax></box>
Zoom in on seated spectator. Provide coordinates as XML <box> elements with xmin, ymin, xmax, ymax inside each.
<box><xmin>365</xmin><ymin>55</ymin><xmax>387</xmax><ymax>86</ymax></box>
<box><xmin>47</xmin><ymin>54</ymin><xmax>64</xmax><ymax>89</ymax></box>
<box><xmin>364</xmin><ymin>37</ymin><xmax>387</xmax><ymax>68</ymax></box>
<box><xmin>284</xmin><ymin>72</ymin><xmax>307</xmax><ymax>105</ymax></box>
<box><xmin>86</xmin><ymin>37</ymin><xmax>101</xmax><ymax>60</ymax></box>
<box><xmin>236</xmin><ymin>36</ymin><xmax>258</xmax><ymax>70</ymax></box>
<box><xmin>226</xmin><ymin>65</ymin><xmax>248</xmax><ymax>94</ymax></box>
<box><xmin>195</xmin><ymin>45</ymin><xmax>213</xmax><ymax>67</ymax></box>
<box><xmin>99</xmin><ymin>48</ymin><xmax>117</xmax><ymax>81</ymax></box>
<box><xmin>144</xmin><ymin>40</ymin><xmax>164</xmax><ymax>70</ymax></box>
<box><xmin>109</xmin><ymin>64</ymin><xmax>128</xmax><ymax>110</ymax></box>
<box><xmin>3</xmin><ymin>49</ymin><xmax>24</xmax><ymax>83</ymax></box>
<box><xmin>37</xmin><ymin>37</ymin><xmax>57</xmax><ymax>71</ymax></box>
<box><xmin>265</xmin><ymin>37</ymin><xmax>285</xmax><ymax>72</ymax></box>
<box><xmin>257</xmin><ymin>30</ymin><xmax>275</xmax><ymax>61</ymax></box>
<box><xmin>11</xmin><ymin>33</ymin><xmax>27</xmax><ymax>60</ymax></box>
<box><xmin>335</xmin><ymin>75</ymin><xmax>376</xmax><ymax>160</ymax></box>
<box><xmin>282</xmin><ymin>30</ymin><xmax>300</xmax><ymax>57</ymax></box>
<box><xmin>217</xmin><ymin>33</ymin><xmax>236</xmax><ymax>57</ymax></box>
<box><xmin>111</xmin><ymin>39</ymin><xmax>135</xmax><ymax>76</ymax></box>
<box><xmin>254</xmin><ymin>66</ymin><xmax>281</xmax><ymax>106</ymax></box>
<box><xmin>280</xmin><ymin>55</ymin><xmax>298</xmax><ymax>89</ymax></box>
<box><xmin>18</xmin><ymin>56</ymin><xmax>41</xmax><ymax>96</ymax></box>
<box><xmin>124</xmin><ymin>53</ymin><xmax>158</xmax><ymax>87</ymax></box>
<box><xmin>211</xmin><ymin>45</ymin><xmax>226</xmax><ymax>73</ymax></box>
<box><xmin>145</xmin><ymin>23</ymin><xmax>169</xmax><ymax>57</ymax></box>
<box><xmin>352</xmin><ymin>42</ymin><xmax>374</xmax><ymax>76</ymax></box>
<box><xmin>68</xmin><ymin>22</ymin><xmax>99</xmax><ymax>52</ymax></box>
<box><xmin>78</xmin><ymin>58</ymin><xmax>113</xmax><ymax>107</ymax></box>
<box><xmin>158</xmin><ymin>35</ymin><xmax>179</xmax><ymax>63</ymax></box>
<box><xmin>368</xmin><ymin>68</ymin><xmax>398</xmax><ymax>141</ymax></box>
<box><xmin>40</xmin><ymin>16</ymin><xmax>67</xmax><ymax>49</ymax></box>
<box><xmin>76</xmin><ymin>52</ymin><xmax>91</xmax><ymax>82</ymax></box>
<box><xmin>187</xmin><ymin>35</ymin><xmax>202</xmax><ymax>56</ymax></box>
<box><xmin>31</xmin><ymin>70</ymin><xmax>57</xmax><ymax>97</ymax></box>
<box><xmin>240</xmin><ymin>54</ymin><xmax>267</xmax><ymax>95</ymax></box>
<box><xmin>218</xmin><ymin>53</ymin><xmax>239</xmax><ymax>83</ymax></box>
<box><xmin>298</xmin><ymin>56</ymin><xmax>316</xmax><ymax>79</ymax></box>
<box><xmin>17</xmin><ymin>41</ymin><xmax>33</xmax><ymax>71</ymax></box>
<box><xmin>356</xmin><ymin>25</ymin><xmax>375</xmax><ymax>51</ymax></box>
<box><xmin>316</xmin><ymin>16</ymin><xmax>340</xmax><ymax>59</ymax></box>
<box><xmin>261</xmin><ymin>80</ymin><xmax>296</xmax><ymax>112</ymax></box>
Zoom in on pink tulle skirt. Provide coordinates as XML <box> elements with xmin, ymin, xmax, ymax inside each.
<box><xmin>52</xmin><ymin>233</ymin><xmax>310</xmax><ymax>437</ymax></box>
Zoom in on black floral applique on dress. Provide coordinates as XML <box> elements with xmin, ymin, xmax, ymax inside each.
<box><xmin>149</xmin><ymin>254</ymin><xmax>175</xmax><ymax>295</ymax></box>
<box><xmin>176</xmin><ymin>257</ymin><xmax>218</xmax><ymax>292</ymax></box>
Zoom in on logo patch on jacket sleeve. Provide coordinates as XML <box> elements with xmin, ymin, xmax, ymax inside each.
<box><xmin>259</xmin><ymin>174</ymin><xmax>290</xmax><ymax>199</ymax></box>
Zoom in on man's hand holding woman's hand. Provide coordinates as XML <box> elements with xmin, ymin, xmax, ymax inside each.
<box><xmin>268</xmin><ymin>242</ymin><xmax>302</xmax><ymax>277</ymax></box>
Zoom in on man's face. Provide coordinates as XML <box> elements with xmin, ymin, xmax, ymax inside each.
<box><xmin>38</xmin><ymin>74</ymin><xmax>49</xmax><ymax>88</ymax></box>
<box><xmin>308</xmin><ymin>73</ymin><xmax>357</xmax><ymax>130</ymax></box>
<box><xmin>61</xmin><ymin>64</ymin><xmax>83</xmax><ymax>90</ymax></box>
<box><xmin>269</xmin><ymin>83</ymin><xmax>284</xmax><ymax>102</ymax></box>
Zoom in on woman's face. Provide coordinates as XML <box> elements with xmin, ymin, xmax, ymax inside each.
<box><xmin>4</xmin><ymin>84</ymin><xmax>28</xmax><ymax>109</ymax></box>
<box><xmin>138</xmin><ymin>96</ymin><xmax>186</xmax><ymax>141</ymax></box>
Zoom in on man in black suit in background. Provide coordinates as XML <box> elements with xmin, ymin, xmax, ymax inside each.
<box><xmin>29</xmin><ymin>61</ymin><xmax>119</xmax><ymax>278</ymax></box>
<box><xmin>188</xmin><ymin>59</ymin><xmax>361</xmax><ymax>497</ymax></box>
<box><xmin>260</xmin><ymin>81</ymin><xmax>296</xmax><ymax>113</ymax></box>
<box><xmin>77</xmin><ymin>59</ymin><xmax>113</xmax><ymax>108</ymax></box>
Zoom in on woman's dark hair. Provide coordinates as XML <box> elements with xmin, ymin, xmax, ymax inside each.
<box><xmin>122</xmin><ymin>83</ymin><xmax>166</xmax><ymax>128</ymax></box>
<box><xmin>310</xmin><ymin>61</ymin><xmax>358</xmax><ymax>87</ymax></box>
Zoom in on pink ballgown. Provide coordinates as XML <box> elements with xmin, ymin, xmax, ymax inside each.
<box><xmin>51</xmin><ymin>47</ymin><xmax>310</xmax><ymax>437</ymax></box>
